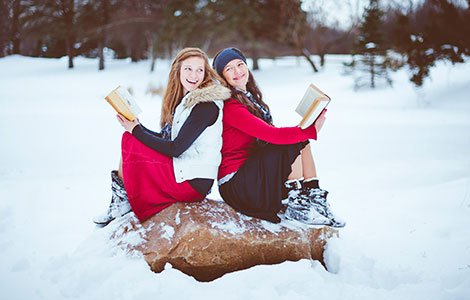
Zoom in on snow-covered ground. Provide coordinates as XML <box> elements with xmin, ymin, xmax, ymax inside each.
<box><xmin>0</xmin><ymin>54</ymin><xmax>469</xmax><ymax>299</ymax></box>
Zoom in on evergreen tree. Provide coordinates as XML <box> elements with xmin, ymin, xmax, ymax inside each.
<box><xmin>391</xmin><ymin>13</ymin><xmax>435</xmax><ymax>87</ymax></box>
<box><xmin>156</xmin><ymin>0</ymin><xmax>206</xmax><ymax>58</ymax></box>
<box><xmin>1</xmin><ymin>0</ymin><xmax>29</xmax><ymax>56</ymax></box>
<box><xmin>204</xmin><ymin>0</ymin><xmax>276</xmax><ymax>70</ymax></box>
<box><xmin>76</xmin><ymin>0</ymin><xmax>161</xmax><ymax>70</ymax></box>
<box><xmin>24</xmin><ymin>0</ymin><xmax>81</xmax><ymax>68</ymax></box>
<box><xmin>10</xmin><ymin>0</ymin><xmax>25</xmax><ymax>54</ymax></box>
<box><xmin>203</xmin><ymin>0</ymin><xmax>306</xmax><ymax>70</ymax></box>
<box><xmin>349</xmin><ymin>0</ymin><xmax>392</xmax><ymax>89</ymax></box>
<box><xmin>391</xmin><ymin>0</ymin><xmax>470</xmax><ymax>87</ymax></box>
<box><xmin>0</xmin><ymin>0</ymin><xmax>10</xmax><ymax>56</ymax></box>
<box><xmin>77</xmin><ymin>0</ymin><xmax>114</xmax><ymax>70</ymax></box>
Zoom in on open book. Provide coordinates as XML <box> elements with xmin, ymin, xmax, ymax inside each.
<box><xmin>105</xmin><ymin>86</ymin><xmax>142</xmax><ymax>121</ymax></box>
<box><xmin>295</xmin><ymin>83</ymin><xmax>331</xmax><ymax>129</ymax></box>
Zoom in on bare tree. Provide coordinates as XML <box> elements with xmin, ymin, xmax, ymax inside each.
<box><xmin>0</xmin><ymin>0</ymin><xmax>10</xmax><ymax>56</ymax></box>
<box><xmin>10</xmin><ymin>0</ymin><xmax>22</xmax><ymax>53</ymax></box>
<box><xmin>96</xmin><ymin>0</ymin><xmax>109</xmax><ymax>70</ymax></box>
<box><xmin>280</xmin><ymin>0</ymin><xmax>319</xmax><ymax>72</ymax></box>
<box><xmin>24</xmin><ymin>0</ymin><xmax>79</xmax><ymax>68</ymax></box>
<box><xmin>303</xmin><ymin>0</ymin><xmax>356</xmax><ymax>67</ymax></box>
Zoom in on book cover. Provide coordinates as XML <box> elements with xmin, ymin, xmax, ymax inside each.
<box><xmin>295</xmin><ymin>83</ymin><xmax>330</xmax><ymax>129</ymax></box>
<box><xmin>105</xmin><ymin>86</ymin><xmax>142</xmax><ymax>121</ymax></box>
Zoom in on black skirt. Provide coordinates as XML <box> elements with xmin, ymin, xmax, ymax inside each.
<box><xmin>219</xmin><ymin>141</ymin><xmax>309</xmax><ymax>223</ymax></box>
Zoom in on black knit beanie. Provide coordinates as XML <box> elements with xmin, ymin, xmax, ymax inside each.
<box><xmin>213</xmin><ymin>47</ymin><xmax>247</xmax><ymax>77</ymax></box>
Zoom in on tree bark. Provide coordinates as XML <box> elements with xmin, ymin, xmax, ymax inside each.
<box><xmin>131</xmin><ymin>45</ymin><xmax>138</xmax><ymax>62</ymax></box>
<box><xmin>11</xmin><ymin>0</ymin><xmax>21</xmax><ymax>54</ymax></box>
<box><xmin>62</xmin><ymin>0</ymin><xmax>75</xmax><ymax>69</ymax></box>
<box><xmin>146</xmin><ymin>33</ymin><xmax>157</xmax><ymax>72</ymax></box>
<box><xmin>250</xmin><ymin>44</ymin><xmax>260</xmax><ymax>70</ymax></box>
<box><xmin>98</xmin><ymin>0</ymin><xmax>109</xmax><ymax>70</ymax></box>
<box><xmin>252</xmin><ymin>56</ymin><xmax>259</xmax><ymax>70</ymax></box>
<box><xmin>292</xmin><ymin>24</ymin><xmax>318</xmax><ymax>73</ymax></box>
<box><xmin>32</xmin><ymin>39</ymin><xmax>41</xmax><ymax>57</ymax></box>
<box><xmin>299</xmin><ymin>47</ymin><xmax>319</xmax><ymax>72</ymax></box>
<box><xmin>150</xmin><ymin>57</ymin><xmax>156</xmax><ymax>72</ymax></box>
<box><xmin>98</xmin><ymin>39</ymin><xmax>104</xmax><ymax>70</ymax></box>
<box><xmin>66</xmin><ymin>36</ymin><xmax>74</xmax><ymax>68</ymax></box>
<box><xmin>130</xmin><ymin>32</ymin><xmax>140</xmax><ymax>62</ymax></box>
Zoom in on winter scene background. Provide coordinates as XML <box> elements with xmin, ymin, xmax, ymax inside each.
<box><xmin>0</xmin><ymin>51</ymin><xmax>469</xmax><ymax>299</ymax></box>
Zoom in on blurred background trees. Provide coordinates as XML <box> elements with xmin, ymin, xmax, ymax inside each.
<box><xmin>0</xmin><ymin>0</ymin><xmax>468</xmax><ymax>87</ymax></box>
<box><xmin>390</xmin><ymin>0</ymin><xmax>470</xmax><ymax>86</ymax></box>
<box><xmin>346</xmin><ymin>0</ymin><xmax>393</xmax><ymax>89</ymax></box>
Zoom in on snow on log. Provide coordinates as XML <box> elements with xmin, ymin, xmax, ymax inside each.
<box><xmin>111</xmin><ymin>198</ymin><xmax>338</xmax><ymax>282</ymax></box>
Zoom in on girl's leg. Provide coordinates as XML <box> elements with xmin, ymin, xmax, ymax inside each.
<box><xmin>118</xmin><ymin>156</ymin><xmax>124</xmax><ymax>179</ymax></box>
<box><xmin>300</xmin><ymin>143</ymin><xmax>317</xmax><ymax>179</ymax></box>
<box><xmin>93</xmin><ymin>157</ymin><xmax>130</xmax><ymax>226</ymax></box>
<box><xmin>287</xmin><ymin>154</ymin><xmax>303</xmax><ymax>180</ymax></box>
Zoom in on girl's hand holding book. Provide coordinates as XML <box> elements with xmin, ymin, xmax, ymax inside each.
<box><xmin>117</xmin><ymin>113</ymin><xmax>140</xmax><ymax>133</ymax></box>
<box><xmin>314</xmin><ymin>109</ymin><xmax>327</xmax><ymax>133</ymax></box>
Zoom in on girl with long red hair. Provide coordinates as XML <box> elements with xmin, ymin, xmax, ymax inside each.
<box><xmin>94</xmin><ymin>48</ymin><xmax>230</xmax><ymax>225</ymax></box>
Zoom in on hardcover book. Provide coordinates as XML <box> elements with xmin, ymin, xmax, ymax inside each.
<box><xmin>105</xmin><ymin>86</ymin><xmax>142</xmax><ymax>121</ymax></box>
<box><xmin>295</xmin><ymin>83</ymin><xmax>331</xmax><ymax>129</ymax></box>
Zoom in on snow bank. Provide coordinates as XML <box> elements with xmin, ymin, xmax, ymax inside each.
<box><xmin>0</xmin><ymin>54</ymin><xmax>469</xmax><ymax>299</ymax></box>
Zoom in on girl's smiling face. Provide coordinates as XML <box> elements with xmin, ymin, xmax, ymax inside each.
<box><xmin>180</xmin><ymin>56</ymin><xmax>205</xmax><ymax>93</ymax></box>
<box><xmin>222</xmin><ymin>59</ymin><xmax>249</xmax><ymax>90</ymax></box>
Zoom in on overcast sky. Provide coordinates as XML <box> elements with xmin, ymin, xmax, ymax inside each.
<box><xmin>302</xmin><ymin>0</ymin><xmax>469</xmax><ymax>29</ymax></box>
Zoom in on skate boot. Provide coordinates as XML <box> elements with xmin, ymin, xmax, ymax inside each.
<box><xmin>282</xmin><ymin>180</ymin><xmax>302</xmax><ymax>202</ymax></box>
<box><xmin>281</xmin><ymin>179</ymin><xmax>332</xmax><ymax>226</ymax></box>
<box><xmin>280</xmin><ymin>179</ymin><xmax>302</xmax><ymax>213</ymax></box>
<box><xmin>93</xmin><ymin>170</ymin><xmax>132</xmax><ymax>226</ymax></box>
<box><xmin>301</xmin><ymin>186</ymin><xmax>346</xmax><ymax>228</ymax></box>
<box><xmin>283</xmin><ymin>195</ymin><xmax>332</xmax><ymax>226</ymax></box>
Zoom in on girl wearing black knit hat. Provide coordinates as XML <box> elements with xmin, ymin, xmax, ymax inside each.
<box><xmin>213</xmin><ymin>47</ymin><xmax>344</xmax><ymax>227</ymax></box>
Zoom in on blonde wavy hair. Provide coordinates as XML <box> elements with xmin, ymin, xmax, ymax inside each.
<box><xmin>160</xmin><ymin>47</ymin><xmax>225</xmax><ymax>127</ymax></box>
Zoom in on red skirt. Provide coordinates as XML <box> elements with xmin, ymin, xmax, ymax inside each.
<box><xmin>121</xmin><ymin>132</ymin><xmax>205</xmax><ymax>221</ymax></box>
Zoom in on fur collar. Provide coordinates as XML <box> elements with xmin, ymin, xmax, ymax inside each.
<box><xmin>184</xmin><ymin>84</ymin><xmax>231</xmax><ymax>108</ymax></box>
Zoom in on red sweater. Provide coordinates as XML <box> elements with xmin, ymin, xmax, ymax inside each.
<box><xmin>218</xmin><ymin>99</ymin><xmax>317</xmax><ymax>180</ymax></box>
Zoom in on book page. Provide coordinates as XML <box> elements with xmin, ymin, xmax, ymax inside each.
<box><xmin>105</xmin><ymin>86</ymin><xmax>142</xmax><ymax>121</ymax></box>
<box><xmin>295</xmin><ymin>84</ymin><xmax>331</xmax><ymax>129</ymax></box>
<box><xmin>115</xmin><ymin>86</ymin><xmax>142</xmax><ymax>117</ymax></box>
<box><xmin>295</xmin><ymin>85</ymin><xmax>325</xmax><ymax>117</ymax></box>
<box><xmin>299</xmin><ymin>98</ymin><xmax>329</xmax><ymax>129</ymax></box>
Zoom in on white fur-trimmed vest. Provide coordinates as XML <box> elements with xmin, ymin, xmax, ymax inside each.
<box><xmin>172</xmin><ymin>84</ymin><xmax>230</xmax><ymax>183</ymax></box>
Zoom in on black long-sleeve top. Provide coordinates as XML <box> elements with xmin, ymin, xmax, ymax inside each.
<box><xmin>131</xmin><ymin>102</ymin><xmax>219</xmax><ymax>195</ymax></box>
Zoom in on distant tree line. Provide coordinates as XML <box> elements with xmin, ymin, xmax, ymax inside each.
<box><xmin>348</xmin><ymin>0</ymin><xmax>470</xmax><ymax>88</ymax></box>
<box><xmin>1</xmin><ymin>0</ymin><xmax>469</xmax><ymax>87</ymax></box>
<box><xmin>389</xmin><ymin>0</ymin><xmax>470</xmax><ymax>86</ymax></box>
<box><xmin>0</xmin><ymin>0</ymin><xmax>346</xmax><ymax>70</ymax></box>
